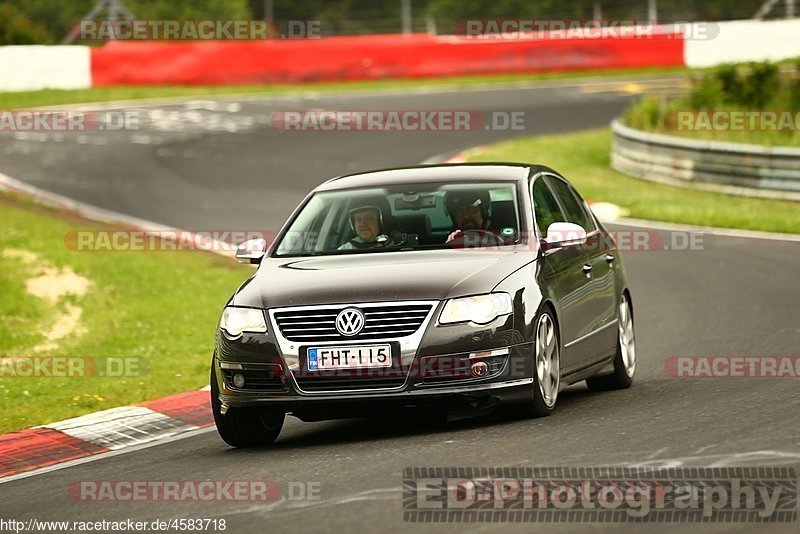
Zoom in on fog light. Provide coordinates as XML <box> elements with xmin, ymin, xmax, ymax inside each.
<box><xmin>470</xmin><ymin>361</ymin><xmax>489</xmax><ymax>378</ymax></box>
<box><xmin>232</xmin><ymin>373</ymin><xmax>246</xmax><ymax>388</ymax></box>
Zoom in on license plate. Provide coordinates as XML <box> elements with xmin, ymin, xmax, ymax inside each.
<box><xmin>307</xmin><ymin>344</ymin><xmax>392</xmax><ymax>371</ymax></box>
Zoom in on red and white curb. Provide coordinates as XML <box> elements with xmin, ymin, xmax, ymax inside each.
<box><xmin>0</xmin><ymin>388</ymin><xmax>212</xmax><ymax>480</ymax></box>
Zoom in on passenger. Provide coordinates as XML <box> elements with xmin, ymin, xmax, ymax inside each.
<box><xmin>444</xmin><ymin>190</ymin><xmax>496</xmax><ymax>243</ymax></box>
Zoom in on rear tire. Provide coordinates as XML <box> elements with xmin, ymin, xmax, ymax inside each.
<box><xmin>210</xmin><ymin>365</ymin><xmax>285</xmax><ymax>448</ymax></box>
<box><xmin>586</xmin><ymin>292</ymin><xmax>636</xmax><ymax>392</ymax></box>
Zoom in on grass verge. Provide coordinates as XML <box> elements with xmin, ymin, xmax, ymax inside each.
<box><xmin>466</xmin><ymin>128</ymin><xmax>800</xmax><ymax>234</ymax></box>
<box><xmin>0</xmin><ymin>192</ymin><xmax>252</xmax><ymax>433</ymax></box>
<box><xmin>0</xmin><ymin>66</ymin><xmax>691</xmax><ymax>110</ymax></box>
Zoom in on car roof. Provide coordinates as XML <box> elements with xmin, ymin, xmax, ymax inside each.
<box><xmin>315</xmin><ymin>163</ymin><xmax>540</xmax><ymax>191</ymax></box>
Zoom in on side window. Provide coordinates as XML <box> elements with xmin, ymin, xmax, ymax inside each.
<box><xmin>531</xmin><ymin>177</ymin><xmax>566</xmax><ymax>235</ymax></box>
<box><xmin>544</xmin><ymin>175</ymin><xmax>596</xmax><ymax>231</ymax></box>
<box><xmin>566</xmin><ymin>182</ymin><xmax>598</xmax><ymax>232</ymax></box>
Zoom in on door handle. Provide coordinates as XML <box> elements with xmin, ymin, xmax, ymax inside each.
<box><xmin>582</xmin><ymin>263</ymin><xmax>593</xmax><ymax>274</ymax></box>
<box><xmin>605</xmin><ymin>254</ymin><xmax>615</xmax><ymax>264</ymax></box>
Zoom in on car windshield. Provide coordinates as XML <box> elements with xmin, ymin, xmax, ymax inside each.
<box><xmin>273</xmin><ymin>181</ymin><xmax>523</xmax><ymax>257</ymax></box>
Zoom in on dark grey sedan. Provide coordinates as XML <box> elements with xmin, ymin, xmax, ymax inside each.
<box><xmin>212</xmin><ymin>163</ymin><xmax>636</xmax><ymax>447</ymax></box>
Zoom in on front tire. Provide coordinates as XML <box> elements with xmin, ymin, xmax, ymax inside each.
<box><xmin>586</xmin><ymin>292</ymin><xmax>636</xmax><ymax>391</ymax></box>
<box><xmin>521</xmin><ymin>308</ymin><xmax>561</xmax><ymax>418</ymax></box>
<box><xmin>210</xmin><ymin>365</ymin><xmax>285</xmax><ymax>448</ymax></box>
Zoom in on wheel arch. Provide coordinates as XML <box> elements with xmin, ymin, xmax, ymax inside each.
<box><xmin>537</xmin><ymin>298</ymin><xmax>561</xmax><ymax>346</ymax></box>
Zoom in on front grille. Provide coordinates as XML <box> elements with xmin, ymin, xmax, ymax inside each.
<box><xmin>273</xmin><ymin>303</ymin><xmax>433</xmax><ymax>342</ymax></box>
<box><xmin>293</xmin><ymin>359</ymin><xmax>409</xmax><ymax>392</ymax></box>
<box><xmin>294</xmin><ymin>373</ymin><xmax>408</xmax><ymax>392</ymax></box>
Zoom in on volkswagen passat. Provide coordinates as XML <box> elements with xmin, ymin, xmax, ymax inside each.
<box><xmin>212</xmin><ymin>164</ymin><xmax>636</xmax><ymax>447</ymax></box>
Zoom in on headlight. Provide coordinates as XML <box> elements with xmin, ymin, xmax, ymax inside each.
<box><xmin>219</xmin><ymin>307</ymin><xmax>267</xmax><ymax>337</ymax></box>
<box><xmin>439</xmin><ymin>293</ymin><xmax>513</xmax><ymax>325</ymax></box>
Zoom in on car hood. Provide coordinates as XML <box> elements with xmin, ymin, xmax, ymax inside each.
<box><xmin>231</xmin><ymin>249</ymin><xmax>535</xmax><ymax>308</ymax></box>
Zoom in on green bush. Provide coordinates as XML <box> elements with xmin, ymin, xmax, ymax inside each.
<box><xmin>624</xmin><ymin>95</ymin><xmax>663</xmax><ymax>130</ymax></box>
<box><xmin>624</xmin><ymin>59</ymin><xmax>799</xmax><ymax>145</ymax></box>
<box><xmin>686</xmin><ymin>73</ymin><xmax>723</xmax><ymax>110</ymax></box>
<box><xmin>737</xmin><ymin>62</ymin><xmax>780</xmax><ymax>108</ymax></box>
<box><xmin>785</xmin><ymin>61</ymin><xmax>800</xmax><ymax>110</ymax></box>
<box><xmin>712</xmin><ymin>63</ymin><xmax>742</xmax><ymax>106</ymax></box>
<box><xmin>686</xmin><ymin>62</ymin><xmax>781</xmax><ymax>110</ymax></box>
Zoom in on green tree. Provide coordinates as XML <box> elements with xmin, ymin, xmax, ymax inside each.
<box><xmin>124</xmin><ymin>0</ymin><xmax>250</xmax><ymax>21</ymax></box>
<box><xmin>5</xmin><ymin>0</ymin><xmax>252</xmax><ymax>43</ymax></box>
<box><xmin>0</xmin><ymin>3</ymin><xmax>52</xmax><ymax>44</ymax></box>
<box><xmin>1</xmin><ymin>0</ymin><xmax>785</xmax><ymax>43</ymax></box>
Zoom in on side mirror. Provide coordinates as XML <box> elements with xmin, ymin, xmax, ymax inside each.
<box><xmin>543</xmin><ymin>222</ymin><xmax>587</xmax><ymax>250</ymax></box>
<box><xmin>236</xmin><ymin>238</ymin><xmax>267</xmax><ymax>264</ymax></box>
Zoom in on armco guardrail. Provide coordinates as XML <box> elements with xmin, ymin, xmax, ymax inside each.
<box><xmin>611</xmin><ymin>119</ymin><xmax>800</xmax><ymax>200</ymax></box>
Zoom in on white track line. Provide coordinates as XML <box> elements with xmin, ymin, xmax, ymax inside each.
<box><xmin>0</xmin><ymin>171</ymin><xmax>235</xmax><ymax>258</ymax></box>
<box><xmin>613</xmin><ymin>217</ymin><xmax>800</xmax><ymax>243</ymax></box>
<box><xmin>27</xmin><ymin>74</ymin><xmax>690</xmax><ymax>112</ymax></box>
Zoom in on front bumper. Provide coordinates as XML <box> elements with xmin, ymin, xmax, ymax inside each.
<box><xmin>214</xmin><ymin>301</ymin><xmax>533</xmax><ymax>411</ymax></box>
<box><xmin>213</xmin><ymin>343</ymin><xmax>534</xmax><ymax>412</ymax></box>
<box><xmin>217</xmin><ymin>375</ymin><xmax>533</xmax><ymax>408</ymax></box>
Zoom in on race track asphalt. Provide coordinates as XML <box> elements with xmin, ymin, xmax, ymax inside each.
<box><xmin>1</xmin><ymin>76</ymin><xmax>798</xmax><ymax>533</ymax></box>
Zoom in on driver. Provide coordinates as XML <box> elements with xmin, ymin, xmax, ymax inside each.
<box><xmin>444</xmin><ymin>189</ymin><xmax>495</xmax><ymax>243</ymax></box>
<box><xmin>338</xmin><ymin>205</ymin><xmax>406</xmax><ymax>250</ymax></box>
